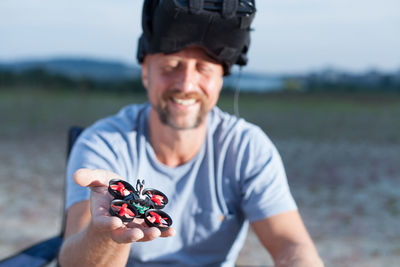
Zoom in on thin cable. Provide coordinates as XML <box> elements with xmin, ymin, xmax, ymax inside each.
<box><xmin>233</xmin><ymin>67</ymin><xmax>242</xmax><ymax>118</ymax></box>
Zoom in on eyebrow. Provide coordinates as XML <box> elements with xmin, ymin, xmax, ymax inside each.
<box><xmin>162</xmin><ymin>51</ymin><xmax>219</xmax><ymax>63</ymax></box>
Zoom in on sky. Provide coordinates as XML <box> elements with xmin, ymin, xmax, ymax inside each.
<box><xmin>1</xmin><ymin>0</ymin><xmax>399</xmax><ymax>74</ymax></box>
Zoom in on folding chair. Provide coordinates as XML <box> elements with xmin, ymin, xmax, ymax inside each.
<box><xmin>0</xmin><ymin>127</ymin><xmax>84</xmax><ymax>267</ymax></box>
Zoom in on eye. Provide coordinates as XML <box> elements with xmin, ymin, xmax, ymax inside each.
<box><xmin>162</xmin><ymin>59</ymin><xmax>180</xmax><ymax>72</ymax></box>
<box><xmin>197</xmin><ymin>63</ymin><xmax>213</xmax><ymax>74</ymax></box>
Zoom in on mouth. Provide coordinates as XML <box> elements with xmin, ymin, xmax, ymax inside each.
<box><xmin>171</xmin><ymin>97</ymin><xmax>197</xmax><ymax>106</ymax></box>
<box><xmin>157</xmin><ymin>91</ymin><xmax>208</xmax><ymax>129</ymax></box>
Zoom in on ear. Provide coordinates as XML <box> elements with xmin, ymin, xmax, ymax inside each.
<box><xmin>141</xmin><ymin>60</ymin><xmax>149</xmax><ymax>89</ymax></box>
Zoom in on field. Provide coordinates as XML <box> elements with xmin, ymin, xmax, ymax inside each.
<box><xmin>1</xmin><ymin>89</ymin><xmax>400</xmax><ymax>266</ymax></box>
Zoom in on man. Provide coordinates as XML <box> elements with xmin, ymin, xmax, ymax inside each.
<box><xmin>59</xmin><ymin>0</ymin><xmax>323</xmax><ymax>266</ymax></box>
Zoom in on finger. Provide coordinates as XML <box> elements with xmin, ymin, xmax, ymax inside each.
<box><xmin>112</xmin><ymin>226</ymin><xmax>146</xmax><ymax>244</ymax></box>
<box><xmin>126</xmin><ymin>218</ymin><xmax>145</xmax><ymax>228</ymax></box>
<box><xmin>136</xmin><ymin>227</ymin><xmax>162</xmax><ymax>242</ymax></box>
<box><xmin>74</xmin><ymin>168</ymin><xmax>125</xmax><ymax>189</ymax></box>
<box><xmin>127</xmin><ymin>219</ymin><xmax>175</xmax><ymax>239</ymax></box>
<box><xmin>125</xmin><ymin>220</ymin><xmax>162</xmax><ymax>242</ymax></box>
<box><xmin>120</xmin><ymin>226</ymin><xmax>174</xmax><ymax>243</ymax></box>
<box><xmin>93</xmin><ymin>215</ymin><xmax>147</xmax><ymax>244</ymax></box>
<box><xmin>93</xmin><ymin>214</ymin><xmax>125</xmax><ymax>232</ymax></box>
<box><xmin>160</xmin><ymin>226</ymin><xmax>176</xmax><ymax>238</ymax></box>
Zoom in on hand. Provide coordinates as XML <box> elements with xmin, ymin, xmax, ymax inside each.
<box><xmin>74</xmin><ymin>168</ymin><xmax>176</xmax><ymax>244</ymax></box>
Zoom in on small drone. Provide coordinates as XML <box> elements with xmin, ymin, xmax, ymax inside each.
<box><xmin>108</xmin><ymin>179</ymin><xmax>172</xmax><ymax>231</ymax></box>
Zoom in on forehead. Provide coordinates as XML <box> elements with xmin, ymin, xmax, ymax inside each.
<box><xmin>145</xmin><ymin>46</ymin><xmax>222</xmax><ymax>65</ymax></box>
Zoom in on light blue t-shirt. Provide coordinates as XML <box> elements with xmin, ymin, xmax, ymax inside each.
<box><xmin>66</xmin><ymin>103</ymin><xmax>297</xmax><ymax>266</ymax></box>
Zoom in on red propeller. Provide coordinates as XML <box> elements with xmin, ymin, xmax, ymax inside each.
<box><xmin>110</xmin><ymin>182</ymin><xmax>128</xmax><ymax>196</ymax></box>
<box><xmin>151</xmin><ymin>195</ymin><xmax>164</xmax><ymax>206</ymax></box>
<box><xmin>111</xmin><ymin>203</ymin><xmax>135</xmax><ymax>218</ymax></box>
<box><xmin>148</xmin><ymin>211</ymin><xmax>169</xmax><ymax>227</ymax></box>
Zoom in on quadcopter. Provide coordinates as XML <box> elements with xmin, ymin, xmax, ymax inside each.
<box><xmin>108</xmin><ymin>179</ymin><xmax>172</xmax><ymax>232</ymax></box>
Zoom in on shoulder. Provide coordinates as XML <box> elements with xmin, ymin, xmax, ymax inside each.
<box><xmin>79</xmin><ymin>103</ymin><xmax>149</xmax><ymax>148</ymax></box>
<box><xmin>208</xmin><ymin>107</ymin><xmax>282</xmax><ymax>180</ymax></box>
<box><xmin>95</xmin><ymin>103</ymin><xmax>148</xmax><ymax>132</ymax></box>
<box><xmin>208</xmin><ymin>106</ymin><xmax>275</xmax><ymax>152</ymax></box>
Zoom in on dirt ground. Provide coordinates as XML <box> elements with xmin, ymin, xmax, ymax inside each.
<box><xmin>1</xmin><ymin>134</ymin><xmax>399</xmax><ymax>266</ymax></box>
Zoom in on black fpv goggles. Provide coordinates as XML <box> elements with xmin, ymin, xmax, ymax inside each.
<box><xmin>137</xmin><ymin>0</ymin><xmax>256</xmax><ymax>75</ymax></box>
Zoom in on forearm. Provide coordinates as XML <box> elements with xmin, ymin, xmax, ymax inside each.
<box><xmin>274</xmin><ymin>243</ymin><xmax>324</xmax><ymax>267</ymax></box>
<box><xmin>59</xmin><ymin>222</ymin><xmax>130</xmax><ymax>267</ymax></box>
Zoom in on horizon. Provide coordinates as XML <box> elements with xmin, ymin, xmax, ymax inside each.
<box><xmin>1</xmin><ymin>56</ymin><xmax>399</xmax><ymax>77</ymax></box>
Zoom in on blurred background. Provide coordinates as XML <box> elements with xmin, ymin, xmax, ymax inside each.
<box><xmin>1</xmin><ymin>0</ymin><xmax>399</xmax><ymax>266</ymax></box>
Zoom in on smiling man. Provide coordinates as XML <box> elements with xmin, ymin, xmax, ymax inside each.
<box><xmin>59</xmin><ymin>1</ymin><xmax>323</xmax><ymax>266</ymax></box>
<box><xmin>144</xmin><ymin>47</ymin><xmax>222</xmax><ymax>131</ymax></box>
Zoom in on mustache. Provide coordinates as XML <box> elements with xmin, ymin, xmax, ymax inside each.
<box><xmin>162</xmin><ymin>90</ymin><xmax>205</xmax><ymax>101</ymax></box>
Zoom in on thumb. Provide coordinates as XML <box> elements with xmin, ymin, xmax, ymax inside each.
<box><xmin>74</xmin><ymin>168</ymin><xmax>125</xmax><ymax>189</ymax></box>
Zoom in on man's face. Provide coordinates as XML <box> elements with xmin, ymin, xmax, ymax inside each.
<box><xmin>141</xmin><ymin>46</ymin><xmax>224</xmax><ymax>130</ymax></box>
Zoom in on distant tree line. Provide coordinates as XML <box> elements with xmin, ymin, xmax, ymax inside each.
<box><xmin>302</xmin><ymin>70</ymin><xmax>400</xmax><ymax>93</ymax></box>
<box><xmin>0</xmin><ymin>67</ymin><xmax>146</xmax><ymax>93</ymax></box>
<box><xmin>305</xmin><ymin>76</ymin><xmax>400</xmax><ymax>93</ymax></box>
<box><xmin>2</xmin><ymin>65</ymin><xmax>400</xmax><ymax>94</ymax></box>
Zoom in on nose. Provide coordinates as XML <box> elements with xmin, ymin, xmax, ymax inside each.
<box><xmin>175</xmin><ymin>62</ymin><xmax>199</xmax><ymax>92</ymax></box>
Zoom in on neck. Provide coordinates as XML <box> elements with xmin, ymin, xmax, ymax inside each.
<box><xmin>148</xmin><ymin>109</ymin><xmax>207</xmax><ymax>167</ymax></box>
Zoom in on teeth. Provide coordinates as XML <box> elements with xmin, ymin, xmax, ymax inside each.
<box><xmin>172</xmin><ymin>98</ymin><xmax>196</xmax><ymax>106</ymax></box>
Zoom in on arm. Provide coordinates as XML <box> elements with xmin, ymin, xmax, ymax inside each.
<box><xmin>59</xmin><ymin>169</ymin><xmax>175</xmax><ymax>267</ymax></box>
<box><xmin>59</xmin><ymin>200</ymin><xmax>131</xmax><ymax>266</ymax></box>
<box><xmin>251</xmin><ymin>210</ymin><xmax>323</xmax><ymax>267</ymax></box>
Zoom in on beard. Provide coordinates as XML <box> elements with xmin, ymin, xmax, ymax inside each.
<box><xmin>154</xmin><ymin>90</ymin><xmax>209</xmax><ymax>130</ymax></box>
